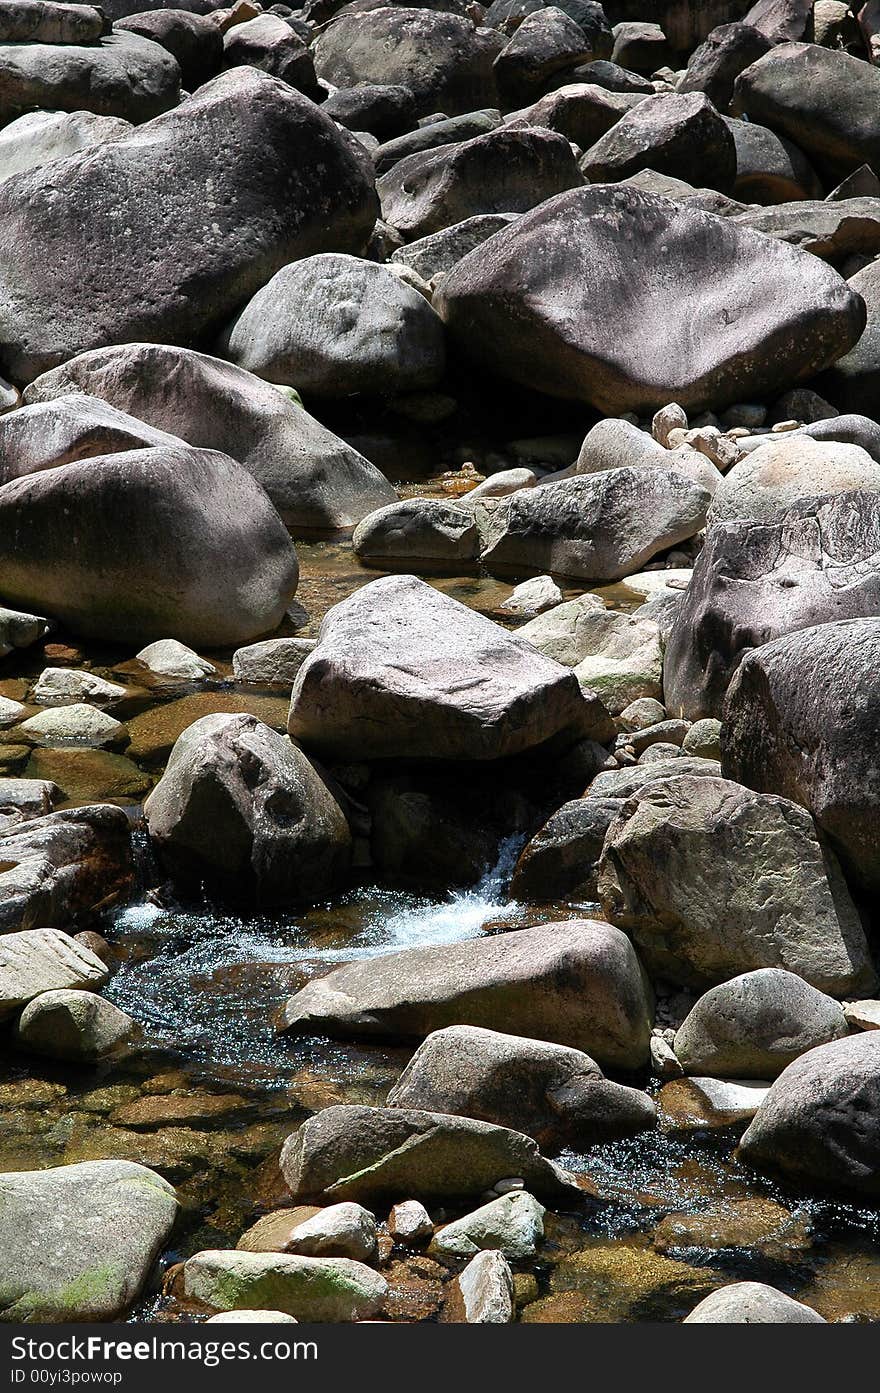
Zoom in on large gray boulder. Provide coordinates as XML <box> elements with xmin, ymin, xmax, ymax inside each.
<box><xmin>0</xmin><ymin>0</ymin><xmax>105</xmax><ymax>44</ymax></box>
<box><xmin>386</xmin><ymin>1025</ymin><xmax>656</xmax><ymax>1147</ymax></box>
<box><xmin>0</xmin><ymin>110</ymin><xmax>130</xmax><ymax>185</ymax></box>
<box><xmin>436</xmin><ymin>185</ymin><xmax>864</xmax><ymax>415</ymax></box>
<box><xmin>222</xmin><ymin>14</ymin><xmax>320</xmax><ymax>99</ymax></box>
<box><xmin>721</xmin><ymin>617</ymin><xmax>880</xmax><ymax>896</ymax></box>
<box><xmin>115</xmin><ymin>9</ymin><xmax>221</xmax><ymax>88</ymax></box>
<box><xmin>726</xmin><ymin>116</ymin><xmax>822</xmax><ymax>205</ymax></box>
<box><xmin>220</xmin><ymin>255</ymin><xmax>446</xmax><ymax>398</ymax></box>
<box><xmin>664</xmin><ymin>493</ymin><xmax>880</xmax><ymax>721</ymax></box>
<box><xmin>279</xmin><ymin>1104</ymin><xmax>580</xmax><ymax>1204</ymax></box>
<box><xmin>493</xmin><ymin>6</ymin><xmax>595</xmax><ymax>106</ymax></box>
<box><xmin>677</xmin><ymin>23</ymin><xmax>772</xmax><ymax>114</ymax></box>
<box><xmin>144</xmin><ymin>714</ymin><xmax>351</xmax><ymax>907</ymax></box>
<box><xmin>683</xmin><ymin>1281</ymin><xmax>826</xmax><ymax>1323</ymax></box>
<box><xmin>707</xmin><ymin>435</ymin><xmax>880</xmax><ymax>525</ymax></box>
<box><xmin>738</xmin><ymin>1033</ymin><xmax>880</xmax><ymax>1195</ymax></box>
<box><xmin>732</xmin><ymin>42</ymin><xmax>880</xmax><ymax>182</ymax></box>
<box><xmin>504</xmin><ymin>82</ymin><xmax>645</xmax><ymax>151</ymax></box>
<box><xmin>580</xmin><ymin>91</ymin><xmax>737</xmax><ymax>191</ymax></box>
<box><xmin>0</xmin><ymin>928</ymin><xmax>108</xmax><ymax>1021</ymax></box>
<box><xmin>313</xmin><ymin>8</ymin><xmax>499</xmax><ymax>118</ymax></box>
<box><xmin>287</xmin><ymin>575</ymin><xmax>600</xmax><ymax>762</ymax></box>
<box><xmin>14</xmin><ymin>988</ymin><xmax>139</xmax><ymax>1061</ymax></box>
<box><xmin>24</xmin><ymin>344</ymin><xmax>396</xmax><ymax>532</ymax></box>
<box><xmin>0</xmin><ymin>67</ymin><xmax>378</xmax><ymax>384</ymax></box>
<box><xmin>0</xmin><ymin>806</ymin><xmax>134</xmax><ymax>936</ymax></box>
<box><xmin>819</xmin><ymin>258</ymin><xmax>880</xmax><ymax>416</ymax></box>
<box><xmin>674</xmin><ymin>969</ymin><xmax>848</xmax><ymax>1078</ymax></box>
<box><xmin>181</xmin><ymin>1250</ymin><xmax>386</xmax><ymax>1322</ymax></box>
<box><xmin>378</xmin><ymin>126</ymin><xmax>583</xmax><ymax>240</ymax></box>
<box><xmin>0</xmin><ymin>393</ymin><xmax>183</xmax><ymax>483</ymax></box>
<box><xmin>352</xmin><ymin>499</ymin><xmax>479</xmax><ymax>566</ymax></box>
<box><xmin>598</xmin><ymin>774</ymin><xmax>875</xmax><ymax>994</ymax></box>
<box><xmin>373</xmin><ymin>109</ymin><xmax>503</xmax><ymax>178</ymax></box>
<box><xmin>0</xmin><ymin>31</ymin><xmax>179</xmax><ymax>126</ymax></box>
<box><xmin>0</xmin><ymin>444</ymin><xmax>299</xmax><ymax>646</ymax></box>
<box><xmin>0</xmin><ymin>1160</ymin><xmax>177</xmax><ymax>1321</ymax></box>
<box><xmin>478</xmin><ymin>467</ymin><xmax>710</xmax><ymax>580</ymax></box>
<box><xmin>390</xmin><ymin>213</ymin><xmax>520</xmax><ymax>283</ymax></box>
<box><xmin>280</xmin><ymin>920</ymin><xmax>654</xmax><ymax>1071</ymax></box>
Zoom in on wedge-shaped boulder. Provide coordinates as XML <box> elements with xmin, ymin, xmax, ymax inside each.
<box><xmin>0</xmin><ymin>445</ymin><xmax>299</xmax><ymax>646</ymax></box>
<box><xmin>0</xmin><ymin>806</ymin><xmax>134</xmax><ymax>936</ymax></box>
<box><xmin>580</xmin><ymin>91</ymin><xmax>736</xmax><ymax>191</ymax></box>
<box><xmin>0</xmin><ymin>1160</ymin><xmax>177</xmax><ymax>1322</ymax></box>
<box><xmin>352</xmin><ymin>499</ymin><xmax>479</xmax><ymax>566</ymax></box>
<box><xmin>0</xmin><ymin>110</ymin><xmax>130</xmax><ymax>185</ymax></box>
<box><xmin>24</xmin><ymin>345</ymin><xmax>395</xmax><ymax>532</ymax></box>
<box><xmin>144</xmin><ymin>714</ymin><xmax>351</xmax><ymax>907</ymax></box>
<box><xmin>0</xmin><ymin>31</ymin><xmax>179</xmax><ymax>127</ymax></box>
<box><xmin>387</xmin><ymin>1025</ymin><xmax>656</xmax><ymax>1147</ymax></box>
<box><xmin>280</xmin><ymin>920</ymin><xmax>653</xmax><ymax>1070</ymax></box>
<box><xmin>598</xmin><ymin>774</ymin><xmax>875</xmax><ymax>994</ymax></box>
<box><xmin>279</xmin><ymin>1104</ymin><xmax>581</xmax><ymax>1204</ymax></box>
<box><xmin>493</xmin><ymin>6</ymin><xmax>595</xmax><ymax>106</ymax></box>
<box><xmin>287</xmin><ymin>575</ymin><xmax>599</xmax><ymax>762</ymax></box>
<box><xmin>436</xmin><ymin>185</ymin><xmax>865</xmax><ymax>415</ymax></box>
<box><xmin>181</xmin><ymin>1250</ymin><xmax>386</xmax><ymax>1322</ymax></box>
<box><xmin>0</xmin><ymin>393</ymin><xmax>182</xmax><ymax>484</ymax></box>
<box><xmin>478</xmin><ymin>467</ymin><xmax>710</xmax><ymax>580</ymax></box>
<box><xmin>504</xmin><ymin>82</ymin><xmax>645</xmax><ymax>151</ymax></box>
<box><xmin>738</xmin><ymin>1033</ymin><xmax>880</xmax><ymax>1195</ymax></box>
<box><xmin>721</xmin><ymin>617</ymin><xmax>880</xmax><ymax>895</ymax></box>
<box><xmin>733</xmin><ymin>197</ymin><xmax>880</xmax><ymax>266</ymax></box>
<box><xmin>0</xmin><ymin>67</ymin><xmax>378</xmax><ymax>384</ymax></box>
<box><xmin>0</xmin><ymin>928</ymin><xmax>108</xmax><ymax>1020</ymax></box>
<box><xmin>664</xmin><ymin>493</ymin><xmax>880</xmax><ymax>721</ymax></box>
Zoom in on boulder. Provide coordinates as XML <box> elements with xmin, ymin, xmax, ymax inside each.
<box><xmin>14</xmin><ymin>988</ymin><xmax>139</xmax><ymax>1061</ymax></box>
<box><xmin>287</xmin><ymin>575</ymin><xmax>599</xmax><ymax>762</ymax></box>
<box><xmin>598</xmin><ymin>774</ymin><xmax>875</xmax><ymax>994</ymax></box>
<box><xmin>738</xmin><ymin>1033</ymin><xmax>880</xmax><ymax>1195</ymax></box>
<box><xmin>726</xmin><ymin>116</ymin><xmax>822</xmax><ymax>205</ymax></box>
<box><xmin>181</xmin><ymin>1250</ymin><xmax>387</xmax><ymax>1322</ymax></box>
<box><xmin>664</xmin><ymin>492</ymin><xmax>880</xmax><ymax>721</ymax></box>
<box><xmin>206</xmin><ymin>1310</ymin><xmax>298</xmax><ymax>1323</ymax></box>
<box><xmin>352</xmin><ymin>499</ymin><xmax>478</xmax><ymax>566</ymax></box>
<box><xmin>280</xmin><ymin>920</ymin><xmax>654</xmax><ymax>1071</ymax></box>
<box><xmin>373</xmin><ymin>109</ymin><xmax>503</xmax><ymax>178</ymax></box>
<box><xmin>435</xmin><ymin>185</ymin><xmax>865</xmax><ymax>415</ymax></box>
<box><xmin>0</xmin><ymin>806</ymin><xmax>134</xmax><ymax>935</ymax></box>
<box><xmin>321</xmin><ymin>83</ymin><xmax>417</xmax><ymax>141</ymax></box>
<box><xmin>515</xmin><ymin>592</ymin><xmax>607</xmax><ymax>665</ymax></box>
<box><xmin>267</xmin><ymin>1204</ymin><xmax>378</xmax><ymax>1263</ymax></box>
<box><xmin>390</xmin><ymin>213</ymin><xmax>519</xmax><ymax>283</ymax></box>
<box><xmin>32</xmin><ymin>669</ymin><xmax>125</xmax><ymax>705</ymax></box>
<box><xmin>721</xmin><ymin>617</ymin><xmax>880</xmax><ymax>895</ymax></box>
<box><xmin>220</xmin><ymin>255</ymin><xmax>446</xmax><ymax>397</ymax></box>
<box><xmin>610</xmin><ymin>19</ymin><xmax>673</xmax><ymax>72</ymax></box>
<box><xmin>232</xmin><ymin>639</ymin><xmax>315</xmax><ymax>686</ymax></box>
<box><xmin>222</xmin><ymin>14</ymin><xmax>320</xmax><ymax>98</ymax></box>
<box><xmin>0</xmin><ymin>928</ymin><xmax>108</xmax><ymax>1020</ymax></box>
<box><xmin>24</xmin><ymin>344</ymin><xmax>396</xmax><ymax>532</ymax></box>
<box><xmin>658</xmin><ymin>1075</ymin><xmax>770</xmax><ymax>1131</ymax></box>
<box><xmin>279</xmin><ymin>1104</ymin><xmax>580</xmax><ymax>1204</ymax></box>
<box><xmin>0</xmin><ymin>0</ymin><xmax>105</xmax><ymax>44</ymax></box>
<box><xmin>0</xmin><ymin>444</ymin><xmax>298</xmax><ymax>647</ymax></box>
<box><xmin>0</xmin><ymin>1160</ymin><xmax>177</xmax><ymax>1322</ymax></box>
<box><xmin>819</xmin><ymin>258</ymin><xmax>880</xmax><ymax>415</ymax></box>
<box><xmin>313</xmin><ymin>8</ymin><xmax>499</xmax><ymax>118</ymax></box>
<box><xmin>707</xmin><ymin>435</ymin><xmax>880</xmax><ymax>525</ymax></box>
<box><xmin>674</xmin><ymin>969</ymin><xmax>848</xmax><ymax>1078</ymax></box>
<box><xmin>580</xmin><ymin>91</ymin><xmax>737</xmax><ymax>192</ymax></box>
<box><xmin>135</xmin><ymin>639</ymin><xmax>216</xmax><ymax>681</ymax></box>
<box><xmin>0</xmin><ymin>31</ymin><xmax>179</xmax><ymax>127</ymax></box>
<box><xmin>386</xmin><ymin>1025</ymin><xmax>656</xmax><ymax>1146</ymax></box>
<box><xmin>378</xmin><ymin>126</ymin><xmax>583</xmax><ymax>240</ymax></box>
<box><xmin>677</xmin><ymin>23</ymin><xmax>772</xmax><ymax>113</ymax></box>
<box><xmin>683</xmin><ymin>1281</ymin><xmax>826</xmax><ymax>1322</ymax></box>
<box><xmin>504</xmin><ymin>83</ymin><xmax>645</xmax><ymax>151</ymax></box>
<box><xmin>493</xmin><ymin>6</ymin><xmax>595</xmax><ymax>106</ymax></box>
<box><xmin>733</xmin><ymin>198</ymin><xmax>880</xmax><ymax>266</ymax></box>
<box><xmin>570</xmin><ymin>611</ymin><xmax>663</xmax><ymax>714</ymax></box>
<box><xmin>431</xmin><ymin>1191</ymin><xmax>545</xmax><ymax>1259</ymax></box>
<box><xmin>0</xmin><ymin>110</ymin><xmax>130</xmax><ymax>185</ymax></box>
<box><xmin>19</xmin><ymin>705</ymin><xmax>127</xmax><ymax>750</ymax></box>
<box><xmin>456</xmin><ymin>1250</ymin><xmax>514</xmax><ymax>1323</ymax></box>
<box><xmin>388</xmin><ymin>1201</ymin><xmax>433</xmax><ymax>1245</ymax></box>
<box><xmin>115</xmin><ymin>8</ymin><xmax>222</xmax><ymax>87</ymax></box>
<box><xmin>576</xmin><ymin>56</ymin><xmax>654</xmax><ymax>92</ymax></box>
<box><xmin>732</xmin><ymin>42</ymin><xmax>880</xmax><ymax>182</ymax></box>
<box><xmin>0</xmin><ymin>67</ymin><xmax>378</xmax><ymax>384</ymax></box>
<box><xmin>0</xmin><ymin>394</ymin><xmax>184</xmax><ymax>484</ymax></box>
<box><xmin>478</xmin><ymin>468</ymin><xmax>710</xmax><ymax>580</ymax></box>
<box><xmin>144</xmin><ymin>713</ymin><xmax>351</xmax><ymax>906</ymax></box>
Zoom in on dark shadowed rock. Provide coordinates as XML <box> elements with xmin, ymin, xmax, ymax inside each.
<box><xmin>378</xmin><ymin>126</ymin><xmax>582</xmax><ymax>239</ymax></box>
<box><xmin>478</xmin><ymin>467</ymin><xmax>710</xmax><ymax>579</ymax></box>
<box><xmin>0</xmin><ymin>444</ymin><xmax>299</xmax><ymax>646</ymax></box>
<box><xmin>738</xmin><ymin>1033</ymin><xmax>880</xmax><ymax>1195</ymax></box>
<box><xmin>819</xmin><ymin>258</ymin><xmax>880</xmax><ymax>415</ymax></box>
<box><xmin>280</xmin><ymin>1104</ymin><xmax>581</xmax><ymax>1204</ymax></box>
<box><xmin>23</xmin><ymin>344</ymin><xmax>396</xmax><ymax>531</ymax></box>
<box><xmin>610</xmin><ymin>20</ymin><xmax>673</xmax><ymax>72</ymax></box>
<box><xmin>222</xmin><ymin>14</ymin><xmax>320</xmax><ymax>99</ymax></box>
<box><xmin>504</xmin><ymin>81</ymin><xmax>645</xmax><ymax>147</ymax></box>
<box><xmin>575</xmin><ymin>57</ymin><xmax>653</xmax><ymax>92</ymax></box>
<box><xmin>288</xmin><ymin>575</ymin><xmax>598</xmax><ymax>762</ymax></box>
<box><xmin>721</xmin><ymin>617</ymin><xmax>880</xmax><ymax>895</ymax></box>
<box><xmin>321</xmin><ymin>84</ymin><xmax>417</xmax><ymax>141</ymax></box>
<box><xmin>436</xmin><ymin>185</ymin><xmax>865</xmax><ymax>415</ymax></box>
<box><xmin>313</xmin><ymin>8</ymin><xmax>500</xmax><ymax>118</ymax></box>
<box><xmin>741</xmin><ymin>0</ymin><xmax>812</xmax><ymax>41</ymax></box>
<box><xmin>0</xmin><ymin>67</ymin><xmax>378</xmax><ymax>384</ymax></box>
<box><xmin>580</xmin><ymin>91</ymin><xmax>736</xmax><ymax>191</ymax></box>
<box><xmin>0</xmin><ymin>0</ymin><xmax>106</xmax><ymax>43</ymax></box>
<box><xmin>373</xmin><ymin>110</ymin><xmax>502</xmax><ymax>177</ymax></box>
<box><xmin>677</xmin><ymin>23</ymin><xmax>772</xmax><ymax>113</ymax></box>
<box><xmin>664</xmin><ymin>493</ymin><xmax>880</xmax><ymax>721</ymax></box>
<box><xmin>726</xmin><ymin>117</ymin><xmax>822</xmax><ymax>205</ymax></box>
<box><xmin>387</xmin><ymin>1025</ymin><xmax>656</xmax><ymax>1147</ymax></box>
<box><xmin>732</xmin><ymin>42</ymin><xmax>880</xmax><ymax>181</ymax></box>
<box><xmin>598</xmin><ymin>774</ymin><xmax>875</xmax><ymax>994</ymax></box>
<box><xmin>493</xmin><ymin>6</ymin><xmax>595</xmax><ymax>106</ymax></box>
<box><xmin>220</xmin><ymin>255</ymin><xmax>446</xmax><ymax>397</ymax></box>
<box><xmin>0</xmin><ymin>31</ymin><xmax>179</xmax><ymax>126</ymax></box>
<box><xmin>144</xmin><ymin>713</ymin><xmax>351</xmax><ymax>906</ymax></box>
<box><xmin>280</xmin><ymin>919</ymin><xmax>653</xmax><ymax>1069</ymax></box>
<box><xmin>114</xmin><ymin>9</ymin><xmax>222</xmax><ymax>87</ymax></box>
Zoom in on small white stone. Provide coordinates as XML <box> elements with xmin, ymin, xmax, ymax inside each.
<box><xmin>457</xmin><ymin>1250</ymin><xmax>514</xmax><ymax>1323</ymax></box>
<box><xmin>32</xmin><ymin>668</ymin><xmax>125</xmax><ymax>705</ymax></box>
<box><xmin>843</xmin><ymin>999</ymin><xmax>880</xmax><ymax>1031</ymax></box>
<box><xmin>388</xmin><ymin>1200</ymin><xmax>433</xmax><ymax>1246</ymax></box>
<box><xmin>136</xmin><ymin>639</ymin><xmax>216</xmax><ymax>681</ymax></box>
<box><xmin>499</xmin><ymin>574</ymin><xmax>562</xmax><ymax>616</ymax></box>
<box><xmin>652</xmin><ymin>402</ymin><xmax>688</xmax><ymax>446</ymax></box>
<box><xmin>20</xmin><ymin>704</ymin><xmax>127</xmax><ymax>748</ymax></box>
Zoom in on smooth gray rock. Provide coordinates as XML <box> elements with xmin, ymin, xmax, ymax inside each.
<box><xmin>493</xmin><ymin>6</ymin><xmax>595</xmax><ymax>106</ymax></box>
<box><xmin>0</xmin><ymin>0</ymin><xmax>105</xmax><ymax>44</ymax></box>
<box><xmin>0</xmin><ymin>110</ymin><xmax>130</xmax><ymax>185</ymax></box>
<box><xmin>232</xmin><ymin>639</ymin><xmax>315</xmax><ymax>687</ymax></box>
<box><xmin>580</xmin><ymin>90</ymin><xmax>737</xmax><ymax>191</ymax></box>
<box><xmin>0</xmin><ymin>1160</ymin><xmax>177</xmax><ymax>1322</ymax></box>
<box><xmin>733</xmin><ymin>197</ymin><xmax>880</xmax><ymax>266</ymax></box>
<box><xmin>598</xmin><ymin>774</ymin><xmax>875</xmax><ymax>994</ymax></box>
<box><xmin>684</xmin><ymin>1281</ymin><xmax>826</xmax><ymax>1322</ymax></box>
<box><xmin>373</xmin><ymin>109</ymin><xmax>502</xmax><ymax>177</ymax></box>
<box><xmin>431</xmin><ymin>1191</ymin><xmax>544</xmax><ymax>1259</ymax></box>
<box><xmin>181</xmin><ymin>1250</ymin><xmax>387</xmax><ymax>1322</ymax></box>
<box><xmin>280</xmin><ymin>919</ymin><xmax>654</xmax><ymax>1071</ymax></box>
<box><xmin>0</xmin><ymin>394</ymin><xmax>183</xmax><ymax>484</ymax></box>
<box><xmin>14</xmin><ymin>988</ymin><xmax>139</xmax><ymax>1061</ymax></box>
<box><xmin>352</xmin><ymin>498</ymin><xmax>479</xmax><ymax>565</ymax></box>
<box><xmin>505</xmin><ymin>81</ymin><xmax>645</xmax><ymax>148</ymax></box>
<box><xmin>726</xmin><ymin>116</ymin><xmax>822</xmax><ymax>204</ymax></box>
<box><xmin>222</xmin><ymin>14</ymin><xmax>319</xmax><ymax>98</ymax></box>
<box><xmin>144</xmin><ymin>713</ymin><xmax>351</xmax><ymax>907</ymax></box>
<box><xmin>0</xmin><ymin>31</ymin><xmax>179</xmax><ymax>126</ymax></box>
<box><xmin>708</xmin><ymin>435</ymin><xmax>880</xmax><ymax>525</ymax></box>
<box><xmin>274</xmin><ymin>1204</ymin><xmax>377</xmax><ymax>1263</ymax></box>
<box><xmin>677</xmin><ymin>22</ymin><xmax>772</xmax><ymax>113</ymax></box>
<box><xmin>0</xmin><ymin>928</ymin><xmax>108</xmax><ymax>1021</ymax></box>
<box><xmin>457</xmin><ymin>1250</ymin><xmax>514</xmax><ymax>1323</ymax></box>
<box><xmin>114</xmin><ymin>8</ymin><xmax>222</xmax><ymax>88</ymax></box>
<box><xmin>135</xmin><ymin>639</ymin><xmax>216</xmax><ymax>681</ymax></box>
